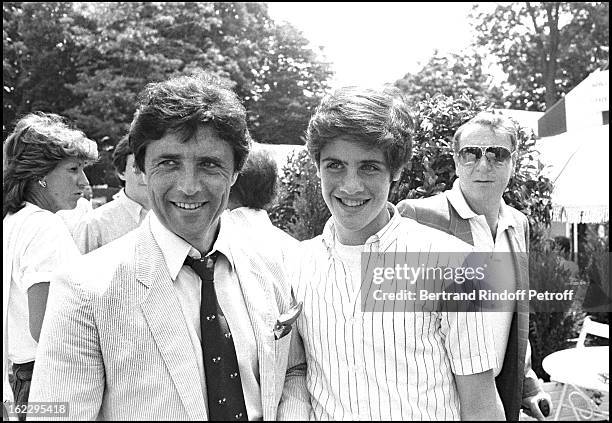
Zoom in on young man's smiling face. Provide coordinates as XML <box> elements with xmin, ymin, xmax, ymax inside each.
<box><xmin>318</xmin><ymin>136</ymin><xmax>400</xmax><ymax>245</ymax></box>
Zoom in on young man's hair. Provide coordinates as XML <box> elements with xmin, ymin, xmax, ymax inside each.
<box><xmin>129</xmin><ymin>71</ymin><xmax>252</xmax><ymax>173</ymax></box>
<box><xmin>453</xmin><ymin>111</ymin><xmax>519</xmax><ymax>153</ymax></box>
<box><xmin>305</xmin><ymin>85</ymin><xmax>415</xmax><ymax>177</ymax></box>
<box><xmin>230</xmin><ymin>148</ymin><xmax>278</xmax><ymax>210</ymax></box>
<box><xmin>112</xmin><ymin>135</ymin><xmax>131</xmax><ymax>187</ymax></box>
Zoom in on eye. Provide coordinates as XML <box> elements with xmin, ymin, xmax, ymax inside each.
<box><xmin>361</xmin><ymin>164</ymin><xmax>380</xmax><ymax>172</ymax></box>
<box><xmin>326</xmin><ymin>161</ymin><xmax>343</xmax><ymax>170</ymax></box>
<box><xmin>157</xmin><ymin>159</ymin><xmax>179</xmax><ymax>169</ymax></box>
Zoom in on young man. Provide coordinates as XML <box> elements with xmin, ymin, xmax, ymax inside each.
<box><xmin>291</xmin><ymin>86</ymin><xmax>505</xmax><ymax>420</ymax></box>
<box><xmin>72</xmin><ymin>135</ymin><xmax>151</xmax><ymax>253</ymax></box>
<box><xmin>29</xmin><ymin>73</ymin><xmax>309</xmax><ymax>420</ymax></box>
<box><xmin>397</xmin><ymin>112</ymin><xmax>552</xmax><ymax>421</ymax></box>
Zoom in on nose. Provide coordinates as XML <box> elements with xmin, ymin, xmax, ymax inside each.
<box><xmin>177</xmin><ymin>165</ymin><xmax>201</xmax><ymax>196</ymax></box>
<box><xmin>473</xmin><ymin>154</ymin><xmax>494</xmax><ymax>172</ymax></box>
<box><xmin>77</xmin><ymin>168</ymin><xmax>89</xmax><ymax>188</ymax></box>
<box><xmin>338</xmin><ymin>168</ymin><xmax>364</xmax><ymax>195</ymax></box>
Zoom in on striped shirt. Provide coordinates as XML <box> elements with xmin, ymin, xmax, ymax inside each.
<box><xmin>290</xmin><ymin>203</ymin><xmax>498</xmax><ymax>420</ymax></box>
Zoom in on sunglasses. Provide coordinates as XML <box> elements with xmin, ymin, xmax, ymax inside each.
<box><xmin>457</xmin><ymin>145</ymin><xmax>514</xmax><ymax>166</ymax></box>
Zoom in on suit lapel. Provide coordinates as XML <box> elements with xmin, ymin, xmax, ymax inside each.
<box><xmin>135</xmin><ymin>223</ymin><xmax>207</xmax><ymax>420</ymax></box>
<box><xmin>230</xmin><ymin>243</ymin><xmax>278</xmax><ymax>420</ymax></box>
<box><xmin>445</xmin><ymin>194</ymin><xmax>474</xmax><ymax>245</ymax></box>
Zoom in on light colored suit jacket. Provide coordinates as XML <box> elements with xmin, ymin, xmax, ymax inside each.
<box><xmin>29</xmin><ymin>214</ymin><xmax>310</xmax><ymax>420</ymax></box>
<box><xmin>397</xmin><ymin>192</ymin><xmax>541</xmax><ymax>421</ymax></box>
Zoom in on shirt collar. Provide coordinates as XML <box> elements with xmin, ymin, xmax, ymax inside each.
<box><xmin>149</xmin><ymin>210</ymin><xmax>235</xmax><ymax>281</ymax></box>
<box><xmin>448</xmin><ymin>179</ymin><xmax>517</xmax><ymax>230</ymax></box>
<box><xmin>321</xmin><ymin>202</ymin><xmax>403</xmax><ymax>255</ymax></box>
<box><xmin>113</xmin><ymin>188</ymin><xmax>146</xmax><ymax>223</ymax></box>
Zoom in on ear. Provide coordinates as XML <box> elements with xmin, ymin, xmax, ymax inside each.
<box><xmin>391</xmin><ymin>169</ymin><xmax>402</xmax><ymax>182</ymax></box>
<box><xmin>117</xmin><ymin>171</ymin><xmax>126</xmax><ymax>182</ymax></box>
<box><xmin>315</xmin><ymin>164</ymin><xmax>321</xmax><ymax>179</ymax></box>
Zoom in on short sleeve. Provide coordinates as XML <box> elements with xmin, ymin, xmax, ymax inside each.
<box><xmin>434</xmin><ymin>233</ymin><xmax>499</xmax><ymax>375</ymax></box>
<box><xmin>18</xmin><ymin>212</ymin><xmax>80</xmax><ymax>292</ymax></box>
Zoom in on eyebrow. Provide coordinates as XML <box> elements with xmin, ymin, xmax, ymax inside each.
<box><xmin>321</xmin><ymin>157</ymin><xmax>387</xmax><ymax>166</ymax></box>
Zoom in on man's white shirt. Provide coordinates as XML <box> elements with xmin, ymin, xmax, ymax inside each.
<box><xmin>447</xmin><ymin>180</ymin><xmax>518</xmax><ymax>376</ymax></box>
<box><xmin>289</xmin><ymin>203</ymin><xmax>498</xmax><ymax>420</ymax></box>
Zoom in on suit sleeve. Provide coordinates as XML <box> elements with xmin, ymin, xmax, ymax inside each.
<box><xmin>29</xmin><ymin>270</ymin><xmax>105</xmax><ymax>420</ymax></box>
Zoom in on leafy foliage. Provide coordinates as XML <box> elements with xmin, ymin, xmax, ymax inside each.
<box><xmin>470</xmin><ymin>2</ymin><xmax>609</xmax><ymax>110</ymax></box>
<box><xmin>528</xmin><ymin>237</ymin><xmax>587</xmax><ymax>380</ymax></box>
<box><xmin>268</xmin><ymin>148</ymin><xmax>330</xmax><ymax>241</ymax></box>
<box><xmin>395</xmin><ymin>49</ymin><xmax>505</xmax><ymax>108</ymax></box>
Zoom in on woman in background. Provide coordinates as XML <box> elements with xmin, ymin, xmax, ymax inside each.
<box><xmin>3</xmin><ymin>112</ymin><xmax>98</xmax><ymax>420</ymax></box>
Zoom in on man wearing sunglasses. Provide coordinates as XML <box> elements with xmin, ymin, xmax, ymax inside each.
<box><xmin>397</xmin><ymin>111</ymin><xmax>552</xmax><ymax>421</ymax></box>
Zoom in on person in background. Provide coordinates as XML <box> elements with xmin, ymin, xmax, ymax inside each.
<box><xmin>398</xmin><ymin>111</ymin><xmax>553</xmax><ymax>421</ymax></box>
<box><xmin>82</xmin><ymin>184</ymin><xmax>93</xmax><ymax>201</ymax></box>
<box><xmin>29</xmin><ymin>73</ymin><xmax>310</xmax><ymax>420</ymax></box>
<box><xmin>228</xmin><ymin>147</ymin><xmax>298</xmax><ymax>260</ymax></box>
<box><xmin>292</xmin><ymin>86</ymin><xmax>504</xmax><ymax>420</ymax></box>
<box><xmin>72</xmin><ymin>134</ymin><xmax>150</xmax><ymax>254</ymax></box>
<box><xmin>3</xmin><ymin>112</ymin><xmax>98</xmax><ymax>420</ymax></box>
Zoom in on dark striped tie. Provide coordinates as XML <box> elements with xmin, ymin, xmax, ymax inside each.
<box><xmin>184</xmin><ymin>254</ymin><xmax>248</xmax><ymax>421</ymax></box>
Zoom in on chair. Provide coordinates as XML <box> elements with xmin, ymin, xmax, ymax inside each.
<box><xmin>554</xmin><ymin>316</ymin><xmax>609</xmax><ymax>420</ymax></box>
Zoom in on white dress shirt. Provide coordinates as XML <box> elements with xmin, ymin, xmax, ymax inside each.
<box><xmin>446</xmin><ymin>180</ymin><xmax>518</xmax><ymax>376</ymax></box>
<box><xmin>290</xmin><ymin>203</ymin><xmax>498</xmax><ymax>420</ymax></box>
<box><xmin>149</xmin><ymin>211</ymin><xmax>263</xmax><ymax>420</ymax></box>
<box><xmin>73</xmin><ymin>188</ymin><xmax>148</xmax><ymax>254</ymax></box>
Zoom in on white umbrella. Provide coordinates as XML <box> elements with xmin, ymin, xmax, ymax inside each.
<box><xmin>537</xmin><ymin>125</ymin><xmax>609</xmax><ymax>224</ymax></box>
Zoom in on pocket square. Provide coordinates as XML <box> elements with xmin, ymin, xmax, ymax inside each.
<box><xmin>273</xmin><ymin>301</ymin><xmax>302</xmax><ymax>340</ymax></box>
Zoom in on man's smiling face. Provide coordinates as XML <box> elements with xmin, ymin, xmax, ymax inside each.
<box><xmin>142</xmin><ymin>126</ymin><xmax>237</xmax><ymax>251</ymax></box>
<box><xmin>318</xmin><ymin>136</ymin><xmax>398</xmax><ymax>245</ymax></box>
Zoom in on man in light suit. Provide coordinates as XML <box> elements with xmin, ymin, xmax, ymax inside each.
<box><xmin>397</xmin><ymin>111</ymin><xmax>552</xmax><ymax>421</ymax></box>
<box><xmin>29</xmin><ymin>73</ymin><xmax>310</xmax><ymax>420</ymax></box>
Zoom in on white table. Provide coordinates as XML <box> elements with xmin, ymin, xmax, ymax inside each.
<box><xmin>543</xmin><ymin>346</ymin><xmax>609</xmax><ymax>420</ymax></box>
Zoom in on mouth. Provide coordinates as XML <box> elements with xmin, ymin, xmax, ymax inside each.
<box><xmin>336</xmin><ymin>196</ymin><xmax>370</xmax><ymax>208</ymax></box>
<box><xmin>171</xmin><ymin>201</ymin><xmax>206</xmax><ymax>210</ymax></box>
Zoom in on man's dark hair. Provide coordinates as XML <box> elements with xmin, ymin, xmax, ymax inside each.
<box><xmin>230</xmin><ymin>148</ymin><xmax>278</xmax><ymax>210</ymax></box>
<box><xmin>129</xmin><ymin>71</ymin><xmax>252</xmax><ymax>173</ymax></box>
<box><xmin>112</xmin><ymin>135</ymin><xmax>131</xmax><ymax>187</ymax></box>
<box><xmin>305</xmin><ymin>85</ymin><xmax>414</xmax><ymax>178</ymax></box>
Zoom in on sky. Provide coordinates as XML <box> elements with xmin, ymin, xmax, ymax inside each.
<box><xmin>266</xmin><ymin>2</ymin><xmax>493</xmax><ymax>89</ymax></box>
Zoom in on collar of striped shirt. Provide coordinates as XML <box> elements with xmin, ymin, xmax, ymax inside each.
<box><xmin>320</xmin><ymin>202</ymin><xmax>402</xmax><ymax>255</ymax></box>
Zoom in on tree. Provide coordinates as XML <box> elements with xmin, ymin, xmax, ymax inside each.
<box><xmin>470</xmin><ymin>2</ymin><xmax>609</xmax><ymax>111</ymax></box>
<box><xmin>3</xmin><ymin>2</ymin><xmax>80</xmax><ymax>138</ymax></box>
<box><xmin>394</xmin><ymin>49</ymin><xmax>504</xmax><ymax>108</ymax></box>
